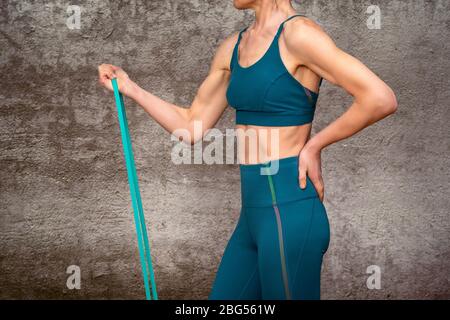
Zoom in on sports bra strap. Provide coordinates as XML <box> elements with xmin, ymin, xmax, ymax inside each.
<box><xmin>237</xmin><ymin>14</ymin><xmax>306</xmax><ymax>45</ymax></box>
<box><xmin>282</xmin><ymin>14</ymin><xmax>306</xmax><ymax>25</ymax></box>
<box><xmin>275</xmin><ymin>14</ymin><xmax>306</xmax><ymax>37</ymax></box>
<box><xmin>236</xmin><ymin>26</ymin><xmax>248</xmax><ymax>46</ymax></box>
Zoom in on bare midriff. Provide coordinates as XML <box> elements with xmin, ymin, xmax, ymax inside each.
<box><xmin>235</xmin><ymin>123</ymin><xmax>311</xmax><ymax>164</ymax></box>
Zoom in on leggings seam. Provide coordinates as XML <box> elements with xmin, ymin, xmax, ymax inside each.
<box><xmin>266</xmin><ymin>172</ymin><xmax>292</xmax><ymax>300</ymax></box>
<box><xmin>291</xmin><ymin>196</ymin><xmax>316</xmax><ymax>289</ymax></box>
<box><xmin>273</xmin><ymin>204</ymin><xmax>292</xmax><ymax>300</ymax></box>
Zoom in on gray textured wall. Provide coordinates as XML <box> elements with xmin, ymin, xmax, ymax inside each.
<box><xmin>0</xmin><ymin>0</ymin><xmax>449</xmax><ymax>299</ymax></box>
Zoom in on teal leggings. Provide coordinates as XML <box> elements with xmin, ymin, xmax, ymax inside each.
<box><xmin>209</xmin><ymin>156</ymin><xmax>330</xmax><ymax>300</ymax></box>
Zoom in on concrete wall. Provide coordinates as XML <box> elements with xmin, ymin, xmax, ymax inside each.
<box><xmin>0</xmin><ymin>0</ymin><xmax>449</xmax><ymax>299</ymax></box>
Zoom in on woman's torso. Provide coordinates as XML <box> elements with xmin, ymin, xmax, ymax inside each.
<box><xmin>226</xmin><ymin>14</ymin><xmax>322</xmax><ymax>164</ymax></box>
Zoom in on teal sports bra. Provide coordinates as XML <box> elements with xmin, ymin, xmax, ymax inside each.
<box><xmin>226</xmin><ymin>14</ymin><xmax>323</xmax><ymax>127</ymax></box>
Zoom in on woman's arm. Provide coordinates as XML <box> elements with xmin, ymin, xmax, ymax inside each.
<box><xmin>284</xmin><ymin>18</ymin><xmax>398</xmax><ymax>200</ymax></box>
<box><xmin>98</xmin><ymin>33</ymin><xmax>238</xmax><ymax>144</ymax></box>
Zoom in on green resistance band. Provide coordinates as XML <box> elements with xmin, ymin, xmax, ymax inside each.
<box><xmin>111</xmin><ymin>78</ymin><xmax>158</xmax><ymax>300</ymax></box>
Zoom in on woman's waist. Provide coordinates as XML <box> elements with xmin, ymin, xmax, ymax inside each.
<box><xmin>235</xmin><ymin>124</ymin><xmax>310</xmax><ymax>165</ymax></box>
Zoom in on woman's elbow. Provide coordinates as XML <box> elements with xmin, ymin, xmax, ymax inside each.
<box><xmin>172</xmin><ymin>127</ymin><xmax>198</xmax><ymax>146</ymax></box>
<box><xmin>371</xmin><ymin>86</ymin><xmax>398</xmax><ymax>118</ymax></box>
<box><xmin>384</xmin><ymin>86</ymin><xmax>398</xmax><ymax>115</ymax></box>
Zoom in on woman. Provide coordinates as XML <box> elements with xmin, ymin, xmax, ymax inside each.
<box><xmin>98</xmin><ymin>0</ymin><xmax>397</xmax><ymax>300</ymax></box>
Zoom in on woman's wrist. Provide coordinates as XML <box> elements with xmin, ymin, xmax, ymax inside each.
<box><xmin>125</xmin><ymin>80</ymin><xmax>141</xmax><ymax>100</ymax></box>
<box><xmin>303</xmin><ymin>138</ymin><xmax>323</xmax><ymax>154</ymax></box>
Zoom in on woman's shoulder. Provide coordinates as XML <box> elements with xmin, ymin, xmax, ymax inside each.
<box><xmin>284</xmin><ymin>14</ymin><xmax>324</xmax><ymax>37</ymax></box>
<box><xmin>208</xmin><ymin>30</ymin><xmax>242</xmax><ymax>72</ymax></box>
<box><xmin>282</xmin><ymin>15</ymin><xmax>328</xmax><ymax>51</ymax></box>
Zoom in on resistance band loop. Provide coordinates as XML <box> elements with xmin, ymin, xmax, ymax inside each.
<box><xmin>112</xmin><ymin>78</ymin><xmax>158</xmax><ymax>300</ymax></box>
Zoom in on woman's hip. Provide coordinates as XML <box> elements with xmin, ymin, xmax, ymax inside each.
<box><xmin>239</xmin><ymin>155</ymin><xmax>320</xmax><ymax>208</ymax></box>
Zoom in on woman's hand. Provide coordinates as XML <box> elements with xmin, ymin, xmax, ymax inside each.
<box><xmin>298</xmin><ymin>143</ymin><xmax>325</xmax><ymax>202</ymax></box>
<box><xmin>97</xmin><ymin>64</ymin><xmax>136</xmax><ymax>98</ymax></box>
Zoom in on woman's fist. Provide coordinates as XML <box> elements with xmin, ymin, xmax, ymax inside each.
<box><xmin>97</xmin><ymin>64</ymin><xmax>135</xmax><ymax>97</ymax></box>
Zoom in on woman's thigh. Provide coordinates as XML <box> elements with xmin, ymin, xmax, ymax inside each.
<box><xmin>209</xmin><ymin>209</ymin><xmax>261</xmax><ymax>300</ymax></box>
<box><xmin>249</xmin><ymin>197</ymin><xmax>330</xmax><ymax>300</ymax></box>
